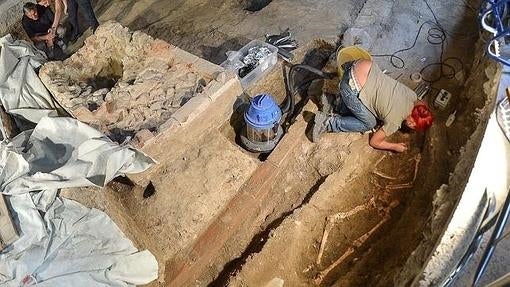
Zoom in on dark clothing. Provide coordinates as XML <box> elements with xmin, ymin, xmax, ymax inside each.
<box><xmin>67</xmin><ymin>0</ymin><xmax>99</xmax><ymax>38</ymax></box>
<box><xmin>22</xmin><ymin>4</ymin><xmax>54</xmax><ymax>38</ymax></box>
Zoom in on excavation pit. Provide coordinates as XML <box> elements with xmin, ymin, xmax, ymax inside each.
<box><xmin>40</xmin><ymin>21</ymin><xmax>230</xmax><ymax>147</ymax></box>
<box><xmin>38</xmin><ymin>2</ymin><xmax>501</xmax><ymax>286</ymax></box>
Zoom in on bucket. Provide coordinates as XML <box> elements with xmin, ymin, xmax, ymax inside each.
<box><xmin>336</xmin><ymin>46</ymin><xmax>372</xmax><ymax>79</ymax></box>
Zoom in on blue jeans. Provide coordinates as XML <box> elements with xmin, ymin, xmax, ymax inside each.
<box><xmin>327</xmin><ymin>62</ymin><xmax>377</xmax><ymax>133</ymax></box>
<box><xmin>68</xmin><ymin>0</ymin><xmax>100</xmax><ymax>37</ymax></box>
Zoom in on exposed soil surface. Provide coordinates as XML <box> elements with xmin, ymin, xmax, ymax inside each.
<box><xmin>91</xmin><ymin>0</ymin><xmax>364</xmax><ymax>64</ymax></box>
<box><xmin>54</xmin><ymin>0</ymin><xmax>499</xmax><ymax>286</ymax></box>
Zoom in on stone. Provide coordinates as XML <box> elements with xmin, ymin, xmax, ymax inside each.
<box><xmin>118</xmin><ymin>82</ymin><xmax>129</xmax><ymax>89</ymax></box>
<box><xmin>93</xmin><ymin>103</ymin><xmax>111</xmax><ymax>121</ymax></box>
<box><xmin>68</xmin><ymin>85</ymin><xmax>82</xmax><ymax>93</ymax></box>
<box><xmin>80</xmin><ymin>87</ymin><xmax>92</xmax><ymax>97</ymax></box>
<box><xmin>139</xmin><ymin>69</ymin><xmax>163</xmax><ymax>81</ymax></box>
<box><xmin>161</xmin><ymin>111</ymin><xmax>173</xmax><ymax>121</ymax></box>
<box><xmin>111</xmin><ymin>97</ymin><xmax>131</xmax><ymax>110</ymax></box>
<box><xmin>180</xmin><ymin>91</ymin><xmax>194</xmax><ymax>106</ymax></box>
<box><xmin>214</xmin><ymin>71</ymin><xmax>227</xmax><ymax>83</ymax></box>
<box><xmin>70</xmin><ymin>90</ymin><xmax>82</xmax><ymax>98</ymax></box>
<box><xmin>171</xmin><ymin>92</ymin><xmax>184</xmax><ymax>108</ymax></box>
<box><xmin>187</xmin><ymin>72</ymin><xmax>198</xmax><ymax>83</ymax></box>
<box><xmin>158</xmin><ymin>117</ymin><xmax>180</xmax><ymax>132</ymax></box>
<box><xmin>133</xmin><ymin>129</ymin><xmax>154</xmax><ymax>147</ymax></box>
<box><xmin>166</xmin><ymin>87</ymin><xmax>175</xmax><ymax>98</ymax></box>
<box><xmin>70</xmin><ymin>97</ymin><xmax>86</xmax><ymax>106</ymax></box>
<box><xmin>92</xmin><ymin>88</ymin><xmax>110</xmax><ymax>97</ymax></box>
<box><xmin>73</xmin><ymin>106</ymin><xmax>97</xmax><ymax>123</ymax></box>
<box><xmin>131</xmin><ymin>109</ymin><xmax>145</xmax><ymax>124</ymax></box>
<box><xmin>175</xmin><ymin>80</ymin><xmax>195</xmax><ymax>91</ymax></box>
<box><xmin>150</xmin><ymin>88</ymin><xmax>165</xmax><ymax>100</ymax></box>
<box><xmin>104</xmin><ymin>92</ymin><xmax>114</xmax><ymax>102</ymax></box>
<box><xmin>151</xmin><ymin>102</ymin><xmax>163</xmax><ymax>111</ymax></box>
<box><xmin>145</xmin><ymin>58</ymin><xmax>169</xmax><ymax>71</ymax></box>
<box><xmin>139</xmin><ymin>118</ymin><xmax>159</xmax><ymax>130</ymax></box>
<box><xmin>38</xmin><ymin>21</ymin><xmax>226</xmax><ymax>146</ymax></box>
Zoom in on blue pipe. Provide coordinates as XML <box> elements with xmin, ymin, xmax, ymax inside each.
<box><xmin>479</xmin><ymin>0</ymin><xmax>510</xmax><ymax>66</ymax></box>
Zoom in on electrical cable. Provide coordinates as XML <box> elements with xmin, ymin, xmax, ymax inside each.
<box><xmin>493</xmin><ymin>227</ymin><xmax>510</xmax><ymax>245</ymax></box>
<box><xmin>371</xmin><ymin>0</ymin><xmax>472</xmax><ymax>83</ymax></box>
<box><xmin>423</xmin><ymin>0</ymin><xmax>478</xmax><ymax>40</ymax></box>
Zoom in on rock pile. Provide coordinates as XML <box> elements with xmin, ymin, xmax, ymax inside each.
<box><xmin>40</xmin><ymin>21</ymin><xmax>212</xmax><ymax>146</ymax></box>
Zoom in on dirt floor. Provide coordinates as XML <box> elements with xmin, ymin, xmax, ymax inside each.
<box><xmin>90</xmin><ymin>0</ymin><xmax>363</xmax><ymax>64</ymax></box>
<box><xmin>46</xmin><ymin>0</ymin><xmax>499</xmax><ymax>286</ymax></box>
<box><xmin>225</xmin><ymin>0</ymin><xmax>492</xmax><ymax>285</ymax></box>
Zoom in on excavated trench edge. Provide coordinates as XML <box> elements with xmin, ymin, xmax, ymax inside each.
<box><xmin>209</xmin><ymin>2</ymin><xmax>375</xmax><ymax>284</ymax></box>
<box><xmin>209</xmin><ymin>175</ymin><xmax>328</xmax><ymax>287</ymax></box>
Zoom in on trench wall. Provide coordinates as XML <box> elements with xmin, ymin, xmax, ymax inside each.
<box><xmin>396</xmin><ymin>39</ymin><xmax>501</xmax><ymax>286</ymax></box>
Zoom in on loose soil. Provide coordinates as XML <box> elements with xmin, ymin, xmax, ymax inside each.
<box><xmin>55</xmin><ymin>0</ymin><xmax>498</xmax><ymax>286</ymax></box>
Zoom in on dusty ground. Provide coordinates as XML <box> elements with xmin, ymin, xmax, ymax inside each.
<box><xmin>90</xmin><ymin>0</ymin><xmax>362</xmax><ymax>64</ymax></box>
<box><xmin>39</xmin><ymin>0</ymin><xmax>497</xmax><ymax>286</ymax></box>
<box><xmin>210</xmin><ymin>0</ymin><xmax>490</xmax><ymax>286</ymax></box>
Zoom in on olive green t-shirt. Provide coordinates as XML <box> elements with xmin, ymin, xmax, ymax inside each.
<box><xmin>358</xmin><ymin>62</ymin><xmax>417</xmax><ymax>135</ymax></box>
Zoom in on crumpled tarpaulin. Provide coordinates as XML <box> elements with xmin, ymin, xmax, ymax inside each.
<box><xmin>0</xmin><ymin>35</ymin><xmax>59</xmax><ymax>123</ymax></box>
<box><xmin>0</xmin><ymin>117</ymin><xmax>158</xmax><ymax>286</ymax></box>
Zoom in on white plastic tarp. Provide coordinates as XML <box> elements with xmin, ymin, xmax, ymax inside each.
<box><xmin>0</xmin><ymin>35</ymin><xmax>58</xmax><ymax>123</ymax></box>
<box><xmin>0</xmin><ymin>117</ymin><xmax>158</xmax><ymax>286</ymax></box>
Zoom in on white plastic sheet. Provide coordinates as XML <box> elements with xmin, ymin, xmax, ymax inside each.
<box><xmin>0</xmin><ymin>117</ymin><xmax>158</xmax><ymax>286</ymax></box>
<box><xmin>0</xmin><ymin>35</ymin><xmax>59</xmax><ymax>123</ymax></box>
<box><xmin>1</xmin><ymin>117</ymin><xmax>154</xmax><ymax>195</ymax></box>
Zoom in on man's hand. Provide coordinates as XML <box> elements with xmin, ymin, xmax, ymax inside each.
<box><xmin>47</xmin><ymin>28</ymin><xmax>57</xmax><ymax>38</ymax></box>
<box><xmin>369</xmin><ymin>128</ymin><xmax>408</xmax><ymax>153</ymax></box>
<box><xmin>392</xmin><ymin>143</ymin><xmax>407</xmax><ymax>153</ymax></box>
<box><xmin>32</xmin><ymin>33</ymin><xmax>55</xmax><ymax>44</ymax></box>
<box><xmin>45</xmin><ymin>33</ymin><xmax>55</xmax><ymax>47</ymax></box>
<box><xmin>49</xmin><ymin>28</ymin><xmax>57</xmax><ymax>38</ymax></box>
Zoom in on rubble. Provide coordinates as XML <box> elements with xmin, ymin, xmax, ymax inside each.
<box><xmin>39</xmin><ymin>22</ymin><xmax>212</xmax><ymax>145</ymax></box>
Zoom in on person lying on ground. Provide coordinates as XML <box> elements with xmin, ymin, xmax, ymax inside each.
<box><xmin>312</xmin><ymin>58</ymin><xmax>434</xmax><ymax>153</ymax></box>
<box><xmin>36</xmin><ymin>0</ymin><xmax>68</xmax><ymax>39</ymax></box>
<box><xmin>22</xmin><ymin>2</ymin><xmax>67</xmax><ymax>59</ymax></box>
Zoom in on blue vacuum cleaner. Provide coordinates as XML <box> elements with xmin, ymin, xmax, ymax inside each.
<box><xmin>241</xmin><ymin>93</ymin><xmax>283</xmax><ymax>153</ymax></box>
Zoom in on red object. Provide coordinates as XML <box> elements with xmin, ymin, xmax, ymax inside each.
<box><xmin>21</xmin><ymin>274</ymin><xmax>37</xmax><ymax>286</ymax></box>
<box><xmin>411</xmin><ymin>104</ymin><xmax>434</xmax><ymax>131</ymax></box>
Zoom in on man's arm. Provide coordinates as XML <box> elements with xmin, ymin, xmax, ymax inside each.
<box><xmin>30</xmin><ymin>33</ymin><xmax>53</xmax><ymax>42</ymax></box>
<box><xmin>51</xmin><ymin>0</ymin><xmax>64</xmax><ymax>33</ymax></box>
<box><xmin>369</xmin><ymin>128</ymin><xmax>407</xmax><ymax>152</ymax></box>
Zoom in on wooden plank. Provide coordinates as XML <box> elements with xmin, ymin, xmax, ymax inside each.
<box><xmin>0</xmin><ymin>194</ymin><xmax>18</xmax><ymax>250</ymax></box>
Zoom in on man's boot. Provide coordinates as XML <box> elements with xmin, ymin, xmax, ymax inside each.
<box><xmin>319</xmin><ymin>92</ymin><xmax>334</xmax><ymax>114</ymax></box>
<box><xmin>312</xmin><ymin>111</ymin><xmax>329</xmax><ymax>142</ymax></box>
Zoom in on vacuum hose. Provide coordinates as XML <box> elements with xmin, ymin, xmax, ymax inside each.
<box><xmin>280</xmin><ymin>64</ymin><xmax>336</xmax><ymax>125</ymax></box>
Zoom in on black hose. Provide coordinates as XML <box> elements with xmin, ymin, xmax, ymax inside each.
<box><xmin>473</xmin><ymin>187</ymin><xmax>510</xmax><ymax>286</ymax></box>
<box><xmin>442</xmin><ymin>191</ymin><xmax>497</xmax><ymax>287</ymax></box>
<box><xmin>281</xmin><ymin>64</ymin><xmax>336</xmax><ymax>117</ymax></box>
<box><xmin>280</xmin><ymin>64</ymin><xmax>292</xmax><ymax>114</ymax></box>
<box><xmin>289</xmin><ymin>64</ymin><xmax>336</xmax><ymax>80</ymax></box>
